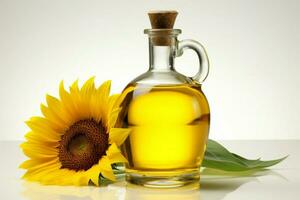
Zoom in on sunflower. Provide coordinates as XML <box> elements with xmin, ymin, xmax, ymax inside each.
<box><xmin>20</xmin><ymin>78</ymin><xmax>130</xmax><ymax>186</ymax></box>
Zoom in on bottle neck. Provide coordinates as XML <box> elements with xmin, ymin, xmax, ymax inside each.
<box><xmin>148</xmin><ymin>36</ymin><xmax>177</xmax><ymax>71</ymax></box>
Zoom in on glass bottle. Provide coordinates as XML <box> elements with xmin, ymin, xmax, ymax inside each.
<box><xmin>119</xmin><ymin>11</ymin><xmax>210</xmax><ymax>188</ymax></box>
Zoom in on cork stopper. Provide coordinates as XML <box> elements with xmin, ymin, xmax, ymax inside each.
<box><xmin>148</xmin><ymin>10</ymin><xmax>178</xmax><ymax>29</ymax></box>
<box><xmin>147</xmin><ymin>10</ymin><xmax>179</xmax><ymax>46</ymax></box>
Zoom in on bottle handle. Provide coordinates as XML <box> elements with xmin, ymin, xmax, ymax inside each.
<box><xmin>176</xmin><ymin>39</ymin><xmax>210</xmax><ymax>83</ymax></box>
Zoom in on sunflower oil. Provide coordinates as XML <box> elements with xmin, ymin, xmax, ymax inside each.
<box><xmin>120</xmin><ymin>84</ymin><xmax>210</xmax><ymax>179</ymax></box>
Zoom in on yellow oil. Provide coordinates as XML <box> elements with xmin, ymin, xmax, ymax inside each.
<box><xmin>120</xmin><ymin>84</ymin><xmax>210</xmax><ymax>175</ymax></box>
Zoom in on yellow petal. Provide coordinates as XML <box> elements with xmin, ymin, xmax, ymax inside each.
<box><xmin>69</xmin><ymin>79</ymin><xmax>91</xmax><ymax>120</ymax></box>
<box><xmin>97</xmin><ymin>80</ymin><xmax>111</xmax><ymax>124</ymax></box>
<box><xmin>46</xmin><ymin>94</ymin><xmax>74</xmax><ymax>126</ymax></box>
<box><xmin>80</xmin><ymin>77</ymin><xmax>96</xmax><ymax>96</ymax></box>
<box><xmin>45</xmin><ymin>169</ymin><xmax>76</xmax><ymax>185</ymax></box>
<box><xmin>107</xmin><ymin>94</ymin><xmax>120</xmax><ymax>114</ymax></box>
<box><xmin>20</xmin><ymin>142</ymin><xmax>58</xmax><ymax>159</ymax></box>
<box><xmin>22</xmin><ymin>162</ymin><xmax>61</xmax><ymax>180</ymax></box>
<box><xmin>39</xmin><ymin>168</ymin><xmax>70</xmax><ymax>185</ymax></box>
<box><xmin>70</xmin><ymin>79</ymin><xmax>80</xmax><ymax>93</ymax></box>
<box><xmin>89</xmin><ymin>92</ymin><xmax>102</xmax><ymax>123</ymax></box>
<box><xmin>19</xmin><ymin>158</ymin><xmax>59</xmax><ymax>170</ymax></box>
<box><xmin>69</xmin><ymin>79</ymin><xmax>82</xmax><ymax>115</ymax></box>
<box><xmin>74</xmin><ymin>171</ymin><xmax>91</xmax><ymax>186</ymax></box>
<box><xmin>80</xmin><ymin>77</ymin><xmax>96</xmax><ymax>118</ymax></box>
<box><xmin>26</xmin><ymin>116</ymin><xmax>61</xmax><ymax>134</ymax></box>
<box><xmin>114</xmin><ymin>85</ymin><xmax>135</xmax><ymax>108</ymax></box>
<box><xmin>109</xmin><ymin>128</ymin><xmax>130</xmax><ymax>146</ymax></box>
<box><xmin>106</xmin><ymin>143</ymin><xmax>128</xmax><ymax>163</ymax></box>
<box><xmin>40</xmin><ymin>104</ymin><xmax>67</xmax><ymax>131</ymax></box>
<box><xmin>97</xmin><ymin>80</ymin><xmax>111</xmax><ymax>101</ymax></box>
<box><xmin>83</xmin><ymin>79</ymin><xmax>96</xmax><ymax>117</ymax></box>
<box><xmin>25</xmin><ymin>131</ymin><xmax>60</xmax><ymax>144</ymax></box>
<box><xmin>99</xmin><ymin>156</ymin><xmax>115</xmax><ymax>181</ymax></box>
<box><xmin>59</xmin><ymin>81</ymin><xmax>76</xmax><ymax>114</ymax></box>
<box><xmin>107</xmin><ymin>107</ymin><xmax>121</xmax><ymax>130</ymax></box>
<box><xmin>86</xmin><ymin>164</ymin><xmax>101</xmax><ymax>186</ymax></box>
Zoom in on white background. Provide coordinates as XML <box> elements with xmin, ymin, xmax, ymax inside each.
<box><xmin>0</xmin><ymin>0</ymin><xmax>299</xmax><ymax>140</ymax></box>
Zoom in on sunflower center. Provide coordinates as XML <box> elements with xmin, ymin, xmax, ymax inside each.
<box><xmin>58</xmin><ymin>119</ymin><xmax>108</xmax><ymax>171</ymax></box>
<box><xmin>68</xmin><ymin>134</ymin><xmax>90</xmax><ymax>157</ymax></box>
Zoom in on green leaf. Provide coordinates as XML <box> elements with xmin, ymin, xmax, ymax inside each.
<box><xmin>202</xmin><ymin>139</ymin><xmax>287</xmax><ymax>171</ymax></box>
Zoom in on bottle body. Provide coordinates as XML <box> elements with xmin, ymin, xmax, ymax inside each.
<box><xmin>119</xmin><ymin>73</ymin><xmax>210</xmax><ymax>187</ymax></box>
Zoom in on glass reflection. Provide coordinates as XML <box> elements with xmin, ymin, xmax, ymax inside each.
<box><xmin>22</xmin><ymin>170</ymin><xmax>282</xmax><ymax>200</ymax></box>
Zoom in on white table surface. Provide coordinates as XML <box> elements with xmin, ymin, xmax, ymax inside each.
<box><xmin>1</xmin><ymin>140</ymin><xmax>299</xmax><ymax>200</ymax></box>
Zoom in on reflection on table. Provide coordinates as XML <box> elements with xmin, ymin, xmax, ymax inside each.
<box><xmin>22</xmin><ymin>169</ymin><xmax>281</xmax><ymax>200</ymax></box>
